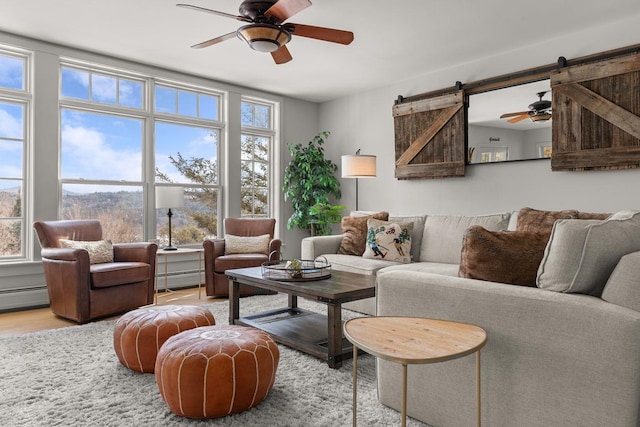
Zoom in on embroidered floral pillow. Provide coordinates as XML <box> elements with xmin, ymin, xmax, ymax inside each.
<box><xmin>362</xmin><ymin>219</ymin><xmax>413</xmax><ymax>263</ymax></box>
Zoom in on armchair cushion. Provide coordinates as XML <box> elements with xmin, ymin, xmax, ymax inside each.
<box><xmin>90</xmin><ymin>262</ymin><xmax>151</xmax><ymax>288</ymax></box>
<box><xmin>224</xmin><ymin>234</ymin><xmax>270</xmax><ymax>255</ymax></box>
<box><xmin>214</xmin><ymin>254</ymin><xmax>269</xmax><ymax>273</ymax></box>
<box><xmin>59</xmin><ymin>239</ymin><xmax>114</xmax><ymax>264</ymax></box>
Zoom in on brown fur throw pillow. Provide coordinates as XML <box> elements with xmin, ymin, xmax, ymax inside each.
<box><xmin>516</xmin><ymin>207</ymin><xmax>578</xmax><ymax>235</ymax></box>
<box><xmin>337</xmin><ymin>212</ymin><xmax>389</xmax><ymax>256</ymax></box>
<box><xmin>459</xmin><ymin>226</ymin><xmax>548</xmax><ymax>287</ymax></box>
<box><xmin>577</xmin><ymin>211</ymin><xmax>611</xmax><ymax>220</ymax></box>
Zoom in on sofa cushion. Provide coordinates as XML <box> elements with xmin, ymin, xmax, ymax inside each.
<box><xmin>459</xmin><ymin>226</ymin><xmax>548</xmax><ymax>287</ymax></box>
<box><xmin>537</xmin><ymin>210</ymin><xmax>640</xmax><ymax>295</ymax></box>
<box><xmin>419</xmin><ymin>213</ymin><xmax>511</xmax><ymax>264</ymax></box>
<box><xmin>379</xmin><ymin>261</ymin><xmax>460</xmax><ymax>277</ymax></box>
<box><xmin>337</xmin><ymin>212</ymin><xmax>389</xmax><ymax>256</ymax></box>
<box><xmin>515</xmin><ymin>207</ymin><xmax>578</xmax><ymax>234</ymax></box>
<box><xmin>59</xmin><ymin>239</ymin><xmax>114</xmax><ymax>264</ymax></box>
<box><xmin>601</xmin><ymin>251</ymin><xmax>640</xmax><ymax>312</ymax></box>
<box><xmin>224</xmin><ymin>234</ymin><xmax>270</xmax><ymax>255</ymax></box>
<box><xmin>215</xmin><ymin>254</ymin><xmax>268</xmax><ymax>273</ymax></box>
<box><xmin>363</xmin><ymin>218</ymin><xmax>413</xmax><ymax>263</ymax></box>
<box><xmin>322</xmin><ymin>253</ymin><xmax>401</xmax><ymax>275</ymax></box>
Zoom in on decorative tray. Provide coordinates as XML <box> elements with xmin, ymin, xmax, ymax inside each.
<box><xmin>261</xmin><ymin>257</ymin><xmax>331</xmax><ymax>281</ymax></box>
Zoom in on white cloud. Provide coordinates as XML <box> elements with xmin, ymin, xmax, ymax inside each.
<box><xmin>0</xmin><ymin>56</ymin><xmax>23</xmax><ymax>88</ymax></box>
<box><xmin>61</xmin><ymin>124</ymin><xmax>141</xmax><ymax>181</ymax></box>
<box><xmin>0</xmin><ymin>110</ymin><xmax>22</xmax><ymax>138</ymax></box>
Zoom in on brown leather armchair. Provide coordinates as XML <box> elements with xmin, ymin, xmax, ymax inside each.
<box><xmin>34</xmin><ymin>220</ymin><xmax>157</xmax><ymax>323</ymax></box>
<box><xmin>203</xmin><ymin>218</ymin><xmax>281</xmax><ymax>297</ymax></box>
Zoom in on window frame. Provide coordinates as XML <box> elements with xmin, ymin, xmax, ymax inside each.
<box><xmin>0</xmin><ymin>46</ymin><xmax>31</xmax><ymax>262</ymax></box>
<box><xmin>240</xmin><ymin>97</ymin><xmax>276</xmax><ymax>218</ymax></box>
<box><xmin>58</xmin><ymin>62</ymin><xmax>227</xmax><ymax>245</ymax></box>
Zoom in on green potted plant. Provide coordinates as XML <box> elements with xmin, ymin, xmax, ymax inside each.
<box><xmin>283</xmin><ymin>131</ymin><xmax>342</xmax><ymax>235</ymax></box>
<box><xmin>308</xmin><ymin>202</ymin><xmax>346</xmax><ymax>236</ymax></box>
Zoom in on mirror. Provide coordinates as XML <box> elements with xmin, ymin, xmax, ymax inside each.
<box><xmin>467</xmin><ymin>80</ymin><xmax>552</xmax><ymax>164</ymax></box>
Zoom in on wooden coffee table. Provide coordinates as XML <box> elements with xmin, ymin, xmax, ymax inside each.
<box><xmin>226</xmin><ymin>267</ymin><xmax>375</xmax><ymax>369</ymax></box>
<box><xmin>344</xmin><ymin>316</ymin><xmax>487</xmax><ymax>427</ymax></box>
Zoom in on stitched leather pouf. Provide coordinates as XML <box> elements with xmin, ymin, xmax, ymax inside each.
<box><xmin>155</xmin><ymin>325</ymin><xmax>279</xmax><ymax>418</ymax></box>
<box><xmin>113</xmin><ymin>305</ymin><xmax>215</xmax><ymax>373</ymax></box>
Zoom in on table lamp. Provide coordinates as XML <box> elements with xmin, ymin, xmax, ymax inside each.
<box><xmin>341</xmin><ymin>149</ymin><xmax>377</xmax><ymax>210</ymax></box>
<box><xmin>156</xmin><ymin>186</ymin><xmax>184</xmax><ymax>251</ymax></box>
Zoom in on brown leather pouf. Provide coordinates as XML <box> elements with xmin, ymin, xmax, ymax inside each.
<box><xmin>113</xmin><ymin>305</ymin><xmax>215</xmax><ymax>373</ymax></box>
<box><xmin>155</xmin><ymin>325</ymin><xmax>279</xmax><ymax>419</ymax></box>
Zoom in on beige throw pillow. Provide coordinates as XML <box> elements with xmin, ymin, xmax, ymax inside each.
<box><xmin>537</xmin><ymin>210</ymin><xmax>640</xmax><ymax>295</ymax></box>
<box><xmin>362</xmin><ymin>219</ymin><xmax>413</xmax><ymax>263</ymax></box>
<box><xmin>419</xmin><ymin>213</ymin><xmax>511</xmax><ymax>264</ymax></box>
<box><xmin>59</xmin><ymin>239</ymin><xmax>114</xmax><ymax>264</ymax></box>
<box><xmin>224</xmin><ymin>234</ymin><xmax>270</xmax><ymax>255</ymax></box>
<box><xmin>601</xmin><ymin>251</ymin><xmax>640</xmax><ymax>312</ymax></box>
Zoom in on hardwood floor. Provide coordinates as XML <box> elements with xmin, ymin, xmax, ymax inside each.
<box><xmin>0</xmin><ymin>287</ymin><xmax>226</xmax><ymax>337</ymax></box>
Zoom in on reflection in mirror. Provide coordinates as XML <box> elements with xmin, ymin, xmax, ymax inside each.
<box><xmin>468</xmin><ymin>80</ymin><xmax>552</xmax><ymax>164</ymax></box>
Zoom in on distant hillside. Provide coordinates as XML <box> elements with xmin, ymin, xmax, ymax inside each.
<box><xmin>0</xmin><ymin>190</ymin><xmax>19</xmax><ymax>217</ymax></box>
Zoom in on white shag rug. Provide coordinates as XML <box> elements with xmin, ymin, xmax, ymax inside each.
<box><xmin>0</xmin><ymin>294</ymin><xmax>428</xmax><ymax>427</ymax></box>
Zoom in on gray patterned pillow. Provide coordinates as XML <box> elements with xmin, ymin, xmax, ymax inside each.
<box><xmin>59</xmin><ymin>239</ymin><xmax>114</xmax><ymax>264</ymax></box>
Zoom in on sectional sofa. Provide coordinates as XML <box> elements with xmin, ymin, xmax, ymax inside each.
<box><xmin>301</xmin><ymin>208</ymin><xmax>640</xmax><ymax>426</ymax></box>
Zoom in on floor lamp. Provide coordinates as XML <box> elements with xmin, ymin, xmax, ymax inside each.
<box><xmin>341</xmin><ymin>149</ymin><xmax>377</xmax><ymax>211</ymax></box>
<box><xmin>156</xmin><ymin>186</ymin><xmax>184</xmax><ymax>251</ymax></box>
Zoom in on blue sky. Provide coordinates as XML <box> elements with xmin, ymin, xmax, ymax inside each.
<box><xmin>0</xmin><ymin>55</ymin><xmax>24</xmax><ymax>191</ymax></box>
<box><xmin>59</xmin><ymin>68</ymin><xmax>219</xmax><ymax>192</ymax></box>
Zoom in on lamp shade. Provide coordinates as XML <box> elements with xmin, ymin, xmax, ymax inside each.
<box><xmin>156</xmin><ymin>186</ymin><xmax>185</xmax><ymax>209</ymax></box>
<box><xmin>341</xmin><ymin>154</ymin><xmax>377</xmax><ymax>178</ymax></box>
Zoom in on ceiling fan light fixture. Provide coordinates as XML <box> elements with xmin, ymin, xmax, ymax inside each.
<box><xmin>530</xmin><ymin>113</ymin><xmax>552</xmax><ymax>122</ymax></box>
<box><xmin>237</xmin><ymin>24</ymin><xmax>291</xmax><ymax>53</ymax></box>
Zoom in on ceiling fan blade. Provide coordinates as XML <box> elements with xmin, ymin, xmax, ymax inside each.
<box><xmin>287</xmin><ymin>23</ymin><xmax>354</xmax><ymax>45</ymax></box>
<box><xmin>176</xmin><ymin>4</ymin><xmax>251</xmax><ymax>22</ymax></box>
<box><xmin>191</xmin><ymin>32</ymin><xmax>237</xmax><ymax>49</ymax></box>
<box><xmin>507</xmin><ymin>114</ymin><xmax>530</xmax><ymax>124</ymax></box>
<box><xmin>265</xmin><ymin>0</ymin><xmax>311</xmax><ymax>23</ymax></box>
<box><xmin>499</xmin><ymin>111</ymin><xmax>529</xmax><ymax>119</ymax></box>
<box><xmin>271</xmin><ymin>45</ymin><xmax>293</xmax><ymax>64</ymax></box>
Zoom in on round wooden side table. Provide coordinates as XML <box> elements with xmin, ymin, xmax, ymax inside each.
<box><xmin>343</xmin><ymin>316</ymin><xmax>487</xmax><ymax>427</ymax></box>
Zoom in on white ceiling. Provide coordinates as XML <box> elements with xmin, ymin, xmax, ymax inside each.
<box><xmin>1</xmin><ymin>0</ymin><xmax>639</xmax><ymax>103</ymax></box>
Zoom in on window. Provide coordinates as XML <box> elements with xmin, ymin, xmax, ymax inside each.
<box><xmin>155</xmin><ymin>84</ymin><xmax>218</xmax><ymax>120</ymax></box>
<box><xmin>0</xmin><ymin>49</ymin><xmax>29</xmax><ymax>260</ymax></box>
<box><xmin>59</xmin><ymin>109</ymin><xmax>145</xmax><ymax>241</ymax></box>
<box><xmin>61</xmin><ymin>66</ymin><xmax>144</xmax><ymax>109</ymax></box>
<box><xmin>154</xmin><ymin>83</ymin><xmax>222</xmax><ymax>246</ymax></box>
<box><xmin>241</xmin><ymin>100</ymin><xmax>274</xmax><ymax>217</ymax></box>
<box><xmin>60</xmin><ymin>64</ymin><xmax>146</xmax><ymax>242</ymax></box>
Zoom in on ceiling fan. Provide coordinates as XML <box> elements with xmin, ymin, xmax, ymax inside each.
<box><xmin>500</xmin><ymin>92</ymin><xmax>552</xmax><ymax>123</ymax></box>
<box><xmin>177</xmin><ymin>0</ymin><xmax>355</xmax><ymax>64</ymax></box>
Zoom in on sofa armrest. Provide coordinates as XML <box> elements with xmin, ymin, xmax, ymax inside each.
<box><xmin>301</xmin><ymin>234</ymin><xmax>343</xmax><ymax>259</ymax></box>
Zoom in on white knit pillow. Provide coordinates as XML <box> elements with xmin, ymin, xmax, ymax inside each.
<box><xmin>224</xmin><ymin>234</ymin><xmax>270</xmax><ymax>255</ymax></box>
<box><xmin>59</xmin><ymin>239</ymin><xmax>114</xmax><ymax>264</ymax></box>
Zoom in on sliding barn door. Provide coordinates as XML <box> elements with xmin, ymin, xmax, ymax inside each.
<box><xmin>393</xmin><ymin>91</ymin><xmax>465</xmax><ymax>179</ymax></box>
<box><xmin>551</xmin><ymin>53</ymin><xmax>640</xmax><ymax>171</ymax></box>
